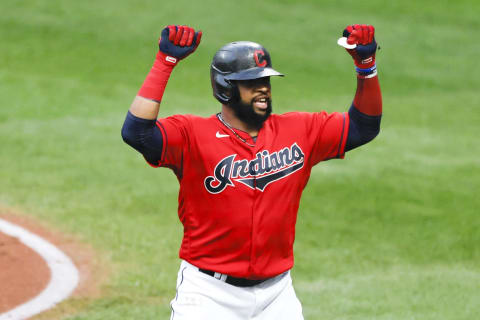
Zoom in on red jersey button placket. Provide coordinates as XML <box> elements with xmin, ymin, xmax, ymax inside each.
<box><xmin>249</xmin><ymin>133</ymin><xmax>263</xmax><ymax>276</ymax></box>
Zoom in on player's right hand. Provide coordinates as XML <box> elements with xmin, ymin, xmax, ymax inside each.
<box><xmin>158</xmin><ymin>25</ymin><xmax>202</xmax><ymax>66</ymax></box>
<box><xmin>342</xmin><ymin>24</ymin><xmax>377</xmax><ymax>69</ymax></box>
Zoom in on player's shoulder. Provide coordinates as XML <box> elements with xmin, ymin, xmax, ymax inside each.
<box><xmin>273</xmin><ymin>111</ymin><xmax>313</xmax><ymax>118</ymax></box>
<box><xmin>158</xmin><ymin>113</ymin><xmax>218</xmax><ymax>131</ymax></box>
<box><xmin>159</xmin><ymin>113</ymin><xmax>216</xmax><ymax>124</ymax></box>
<box><xmin>271</xmin><ymin>110</ymin><xmax>343</xmax><ymax>123</ymax></box>
<box><xmin>269</xmin><ymin>111</ymin><xmax>318</xmax><ymax>123</ymax></box>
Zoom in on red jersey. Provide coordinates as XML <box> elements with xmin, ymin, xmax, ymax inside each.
<box><xmin>150</xmin><ymin>111</ymin><xmax>349</xmax><ymax>279</ymax></box>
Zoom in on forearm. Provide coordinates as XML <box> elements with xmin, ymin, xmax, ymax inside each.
<box><xmin>352</xmin><ymin>75</ymin><xmax>382</xmax><ymax>116</ymax></box>
<box><xmin>130</xmin><ymin>52</ymin><xmax>175</xmax><ymax>120</ymax></box>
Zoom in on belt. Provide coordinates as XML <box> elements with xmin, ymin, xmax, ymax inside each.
<box><xmin>199</xmin><ymin>268</ymin><xmax>268</xmax><ymax>287</ymax></box>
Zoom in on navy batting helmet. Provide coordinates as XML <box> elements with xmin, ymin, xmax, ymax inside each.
<box><xmin>210</xmin><ymin>41</ymin><xmax>284</xmax><ymax>104</ymax></box>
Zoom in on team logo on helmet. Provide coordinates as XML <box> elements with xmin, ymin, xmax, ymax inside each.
<box><xmin>204</xmin><ymin>143</ymin><xmax>305</xmax><ymax>194</ymax></box>
<box><xmin>254</xmin><ymin>50</ymin><xmax>267</xmax><ymax>67</ymax></box>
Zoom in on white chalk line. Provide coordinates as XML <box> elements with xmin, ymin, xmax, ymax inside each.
<box><xmin>0</xmin><ymin>218</ymin><xmax>79</xmax><ymax>320</ymax></box>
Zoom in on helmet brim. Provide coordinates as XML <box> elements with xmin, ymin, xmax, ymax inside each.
<box><xmin>225</xmin><ymin>67</ymin><xmax>284</xmax><ymax>81</ymax></box>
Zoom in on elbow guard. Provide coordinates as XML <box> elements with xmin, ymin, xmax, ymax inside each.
<box><xmin>345</xmin><ymin>105</ymin><xmax>381</xmax><ymax>152</ymax></box>
<box><xmin>121</xmin><ymin>111</ymin><xmax>164</xmax><ymax>162</ymax></box>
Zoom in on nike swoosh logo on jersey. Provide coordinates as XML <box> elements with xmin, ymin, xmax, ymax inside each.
<box><xmin>216</xmin><ymin>131</ymin><xmax>230</xmax><ymax>138</ymax></box>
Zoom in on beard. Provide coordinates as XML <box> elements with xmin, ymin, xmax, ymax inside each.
<box><xmin>229</xmin><ymin>97</ymin><xmax>272</xmax><ymax>130</ymax></box>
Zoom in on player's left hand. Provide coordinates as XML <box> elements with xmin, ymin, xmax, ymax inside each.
<box><xmin>158</xmin><ymin>25</ymin><xmax>202</xmax><ymax>66</ymax></box>
<box><xmin>340</xmin><ymin>24</ymin><xmax>377</xmax><ymax>69</ymax></box>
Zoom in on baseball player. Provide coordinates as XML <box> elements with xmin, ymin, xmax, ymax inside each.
<box><xmin>122</xmin><ymin>24</ymin><xmax>382</xmax><ymax>319</ymax></box>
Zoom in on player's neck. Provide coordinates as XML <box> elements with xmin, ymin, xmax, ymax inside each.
<box><xmin>220</xmin><ymin>105</ymin><xmax>259</xmax><ymax>137</ymax></box>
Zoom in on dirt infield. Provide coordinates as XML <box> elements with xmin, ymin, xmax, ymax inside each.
<box><xmin>0</xmin><ymin>209</ymin><xmax>107</xmax><ymax>319</ymax></box>
<box><xmin>0</xmin><ymin>231</ymin><xmax>50</xmax><ymax>314</ymax></box>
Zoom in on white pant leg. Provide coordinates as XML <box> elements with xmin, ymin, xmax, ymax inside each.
<box><xmin>254</xmin><ymin>272</ymin><xmax>304</xmax><ymax>320</ymax></box>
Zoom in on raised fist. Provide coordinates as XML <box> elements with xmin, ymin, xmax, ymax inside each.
<box><xmin>158</xmin><ymin>25</ymin><xmax>202</xmax><ymax>66</ymax></box>
<box><xmin>340</xmin><ymin>24</ymin><xmax>377</xmax><ymax>70</ymax></box>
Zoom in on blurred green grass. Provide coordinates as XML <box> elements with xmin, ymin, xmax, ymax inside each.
<box><xmin>1</xmin><ymin>0</ymin><xmax>479</xmax><ymax>319</ymax></box>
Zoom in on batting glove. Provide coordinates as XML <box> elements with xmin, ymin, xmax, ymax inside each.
<box><xmin>158</xmin><ymin>25</ymin><xmax>202</xmax><ymax>66</ymax></box>
<box><xmin>341</xmin><ymin>24</ymin><xmax>377</xmax><ymax>77</ymax></box>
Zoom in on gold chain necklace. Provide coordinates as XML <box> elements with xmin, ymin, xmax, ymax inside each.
<box><xmin>216</xmin><ymin>113</ymin><xmax>256</xmax><ymax>147</ymax></box>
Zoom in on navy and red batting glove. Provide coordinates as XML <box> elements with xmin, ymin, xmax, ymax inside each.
<box><xmin>158</xmin><ymin>25</ymin><xmax>202</xmax><ymax>66</ymax></box>
<box><xmin>137</xmin><ymin>25</ymin><xmax>202</xmax><ymax>101</ymax></box>
<box><xmin>343</xmin><ymin>24</ymin><xmax>377</xmax><ymax>72</ymax></box>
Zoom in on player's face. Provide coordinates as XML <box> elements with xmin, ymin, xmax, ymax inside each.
<box><xmin>231</xmin><ymin>77</ymin><xmax>272</xmax><ymax>128</ymax></box>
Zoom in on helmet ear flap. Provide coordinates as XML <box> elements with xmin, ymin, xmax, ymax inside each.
<box><xmin>211</xmin><ymin>68</ymin><xmax>238</xmax><ymax>104</ymax></box>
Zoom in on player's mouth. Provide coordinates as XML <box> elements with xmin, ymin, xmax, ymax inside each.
<box><xmin>252</xmin><ymin>96</ymin><xmax>270</xmax><ymax>110</ymax></box>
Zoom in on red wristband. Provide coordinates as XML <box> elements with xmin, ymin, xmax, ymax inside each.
<box><xmin>137</xmin><ymin>52</ymin><xmax>175</xmax><ymax>102</ymax></box>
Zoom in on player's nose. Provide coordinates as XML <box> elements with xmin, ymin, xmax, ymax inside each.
<box><xmin>255</xmin><ymin>81</ymin><xmax>271</xmax><ymax>94</ymax></box>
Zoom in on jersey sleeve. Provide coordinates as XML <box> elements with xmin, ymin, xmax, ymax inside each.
<box><xmin>147</xmin><ymin>114</ymin><xmax>191</xmax><ymax>176</ymax></box>
<box><xmin>303</xmin><ymin>111</ymin><xmax>350</xmax><ymax>165</ymax></box>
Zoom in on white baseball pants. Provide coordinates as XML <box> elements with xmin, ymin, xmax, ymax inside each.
<box><xmin>170</xmin><ymin>260</ymin><xmax>304</xmax><ymax>320</ymax></box>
